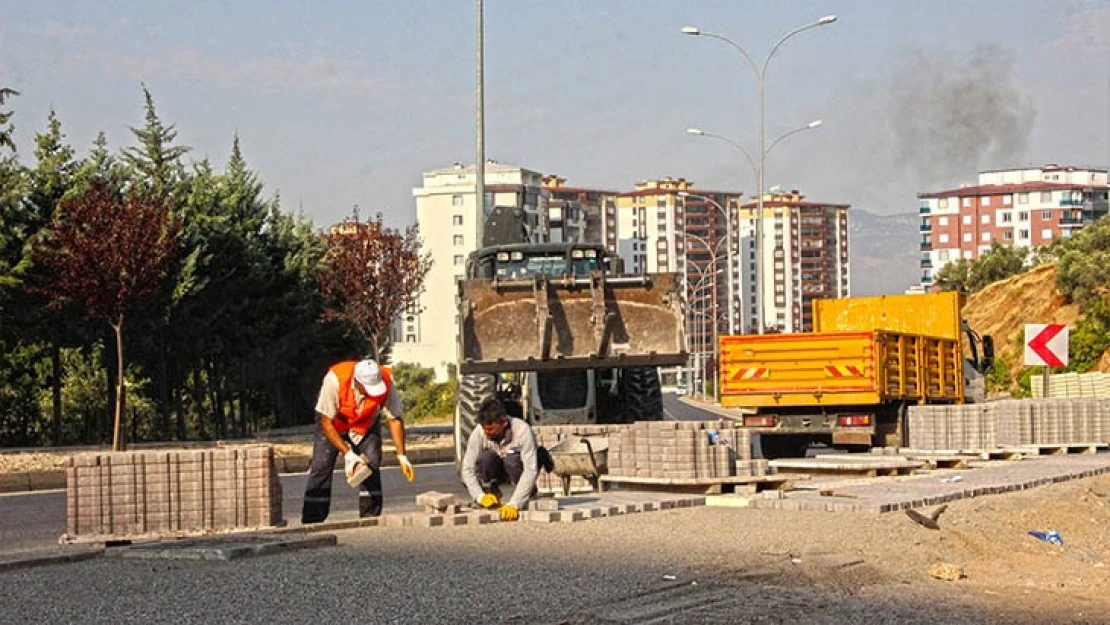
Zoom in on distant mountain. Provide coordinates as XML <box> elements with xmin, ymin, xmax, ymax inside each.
<box><xmin>849</xmin><ymin>210</ymin><xmax>920</xmax><ymax>296</ymax></box>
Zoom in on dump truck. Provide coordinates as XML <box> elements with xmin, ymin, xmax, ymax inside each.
<box><xmin>718</xmin><ymin>292</ymin><xmax>993</xmax><ymax>457</ymax></box>
<box><xmin>453</xmin><ymin>206</ymin><xmax>688</xmax><ymax>462</ymax></box>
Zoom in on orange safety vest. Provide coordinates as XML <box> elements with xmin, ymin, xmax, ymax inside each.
<box><xmin>328</xmin><ymin>361</ymin><xmax>393</xmax><ymax>435</ymax></box>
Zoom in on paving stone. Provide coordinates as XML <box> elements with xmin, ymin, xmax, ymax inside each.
<box><xmin>524</xmin><ymin>510</ymin><xmax>561</xmax><ymax>523</ymax></box>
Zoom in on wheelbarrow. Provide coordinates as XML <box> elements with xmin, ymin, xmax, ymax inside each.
<box><xmin>547</xmin><ymin>436</ymin><xmax>609</xmax><ymax>497</ymax></box>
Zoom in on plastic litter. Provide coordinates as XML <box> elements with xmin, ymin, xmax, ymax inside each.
<box><xmin>662</xmin><ymin>574</ymin><xmax>677</xmax><ymax>581</ymax></box>
<box><xmin>939</xmin><ymin>475</ymin><xmax>964</xmax><ymax>483</ymax></box>
<box><xmin>791</xmin><ymin>558</ymin><xmax>802</xmax><ymax>565</ymax></box>
<box><xmin>1028</xmin><ymin>529</ymin><xmax>1064</xmax><ymax>546</ymax></box>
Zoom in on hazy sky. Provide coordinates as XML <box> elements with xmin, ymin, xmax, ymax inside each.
<box><xmin>2</xmin><ymin>1</ymin><xmax>1107</xmax><ymax>228</ymax></box>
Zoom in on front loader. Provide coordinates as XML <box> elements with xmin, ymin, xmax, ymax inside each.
<box><xmin>453</xmin><ymin>237</ymin><xmax>687</xmax><ymax>463</ymax></box>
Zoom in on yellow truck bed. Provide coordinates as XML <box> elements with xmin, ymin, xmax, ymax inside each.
<box><xmin>812</xmin><ymin>292</ymin><xmax>965</xmax><ymax>342</ymax></box>
<box><xmin>719</xmin><ymin>330</ymin><xmax>963</xmax><ymax>409</ymax></box>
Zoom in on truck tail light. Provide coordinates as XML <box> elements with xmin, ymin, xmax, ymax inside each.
<box><xmin>838</xmin><ymin>414</ymin><xmax>872</xmax><ymax>427</ymax></box>
<box><xmin>744</xmin><ymin>415</ymin><xmax>776</xmax><ymax>427</ymax></box>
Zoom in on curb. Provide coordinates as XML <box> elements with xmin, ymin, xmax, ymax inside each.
<box><xmin>0</xmin><ymin>547</ymin><xmax>104</xmax><ymax>573</ymax></box>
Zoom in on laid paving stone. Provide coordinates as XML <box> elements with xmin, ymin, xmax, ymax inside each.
<box><xmin>524</xmin><ymin>510</ymin><xmax>561</xmax><ymax>523</ymax></box>
<box><xmin>104</xmin><ymin>533</ymin><xmax>336</xmax><ymax>561</ymax></box>
<box><xmin>0</xmin><ymin>547</ymin><xmax>103</xmax><ymax>572</ymax></box>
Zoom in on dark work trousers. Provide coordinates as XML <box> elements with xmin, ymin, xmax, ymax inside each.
<box><xmin>301</xmin><ymin>423</ymin><xmax>383</xmax><ymax>523</ymax></box>
<box><xmin>476</xmin><ymin>446</ymin><xmax>553</xmax><ymax>494</ymax></box>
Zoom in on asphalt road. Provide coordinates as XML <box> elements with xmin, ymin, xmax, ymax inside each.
<box><xmin>0</xmin><ymin>397</ymin><xmax>724</xmax><ymax>555</ymax></box>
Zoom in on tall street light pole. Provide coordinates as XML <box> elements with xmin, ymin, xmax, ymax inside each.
<box><xmin>682</xmin><ymin>15</ymin><xmax>837</xmax><ymax>334</ymax></box>
<box><xmin>685</xmin><ymin>229</ymin><xmax>728</xmax><ymax>403</ymax></box>
<box><xmin>475</xmin><ymin>0</ymin><xmax>486</xmax><ymax>246</ymax></box>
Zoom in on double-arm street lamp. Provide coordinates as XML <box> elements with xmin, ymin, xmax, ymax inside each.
<box><xmin>678</xmin><ymin>191</ymin><xmax>735</xmax><ymax>335</ymax></box>
<box><xmin>682</xmin><ymin>15</ymin><xmax>836</xmax><ymax>334</ymax></box>
<box><xmin>684</xmin><ymin>228</ymin><xmax>728</xmax><ymax>403</ymax></box>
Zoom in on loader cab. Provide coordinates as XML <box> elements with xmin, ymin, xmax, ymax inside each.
<box><xmin>467</xmin><ymin>243</ymin><xmax>609</xmax><ymax>281</ymax></box>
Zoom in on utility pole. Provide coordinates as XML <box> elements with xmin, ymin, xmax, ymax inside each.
<box><xmin>475</xmin><ymin>0</ymin><xmax>486</xmax><ymax>246</ymax></box>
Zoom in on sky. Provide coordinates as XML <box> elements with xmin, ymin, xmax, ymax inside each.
<box><xmin>1</xmin><ymin>1</ymin><xmax>1107</xmax><ymax>229</ymax></box>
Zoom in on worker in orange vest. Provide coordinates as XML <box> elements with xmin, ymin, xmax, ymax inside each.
<box><xmin>301</xmin><ymin>358</ymin><xmax>415</xmax><ymax>523</ymax></box>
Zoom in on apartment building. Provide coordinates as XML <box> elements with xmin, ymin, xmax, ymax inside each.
<box><xmin>615</xmin><ymin>177</ymin><xmax>744</xmax><ymax>382</ymax></box>
<box><xmin>541</xmin><ymin>175</ymin><xmax>618</xmax><ymax>249</ymax></box>
<box><xmin>390</xmin><ymin>161</ymin><xmax>545</xmax><ymax>381</ymax></box>
<box><xmin>918</xmin><ymin>165</ymin><xmax>1109</xmax><ymax>288</ymax></box>
<box><xmin>740</xmin><ymin>191</ymin><xmax>851</xmax><ymax>333</ymax></box>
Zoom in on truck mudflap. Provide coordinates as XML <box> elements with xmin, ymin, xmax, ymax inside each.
<box><xmin>458</xmin><ymin>272</ymin><xmax>687</xmax><ymax>374</ymax></box>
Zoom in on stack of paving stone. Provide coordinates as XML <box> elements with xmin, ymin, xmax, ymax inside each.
<box><xmin>606</xmin><ymin>421</ymin><xmax>757</xmax><ymax>480</ymax></box>
<box><xmin>907</xmin><ymin>404</ymin><xmax>995</xmax><ymax>450</ymax></box>
<box><xmin>533</xmin><ymin>424</ymin><xmax>625</xmax><ymax>492</ymax></box>
<box><xmin>64</xmin><ymin>446</ymin><xmax>282</xmax><ymax>542</ymax></box>
<box><xmin>907</xmin><ymin>398</ymin><xmax>1110</xmax><ymax>450</ymax></box>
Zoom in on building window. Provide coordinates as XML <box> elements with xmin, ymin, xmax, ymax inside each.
<box><xmin>938</xmin><ymin>216</ymin><xmax>949</xmax><ymax>226</ymax></box>
<box><xmin>1018</xmin><ymin>229</ymin><xmax>1029</xmax><ymax>239</ymax></box>
<box><xmin>1003</xmin><ymin>231</ymin><xmax>1013</xmax><ymax>240</ymax></box>
<box><xmin>452</xmin><ymin>194</ymin><xmax>463</xmax><ymax>206</ymax></box>
<box><xmin>962</xmin><ymin>197</ymin><xmax>971</xmax><ymax>208</ymax></box>
<box><xmin>938</xmin><ymin>198</ymin><xmax>949</xmax><ymax>209</ymax></box>
<box><xmin>981</xmin><ymin>214</ymin><xmax>990</xmax><ymax>224</ymax></box>
<box><xmin>453</xmin><ymin>255</ymin><xmax>464</xmax><ymax>266</ymax></box>
<box><xmin>1018</xmin><ymin>193</ymin><xmax>1028</xmax><ymax>204</ymax></box>
<box><xmin>453</xmin><ymin>235</ymin><xmax>464</xmax><ymax>246</ymax></box>
<box><xmin>962</xmin><ymin>215</ymin><xmax>972</xmax><ymax>225</ymax></box>
<box><xmin>452</xmin><ymin>215</ymin><xmax>464</xmax><ymax>226</ymax></box>
<box><xmin>962</xmin><ymin>232</ymin><xmax>972</xmax><ymax>243</ymax></box>
<box><xmin>1041</xmin><ymin>210</ymin><xmax>1052</xmax><ymax>220</ymax></box>
<box><xmin>1041</xmin><ymin>229</ymin><xmax>1053</xmax><ymax>240</ymax></box>
<box><xmin>1003</xmin><ymin>194</ymin><xmax>1012</xmax><ymax>206</ymax></box>
<box><xmin>938</xmin><ymin>233</ymin><xmax>949</xmax><ymax>244</ymax></box>
<box><xmin>1040</xmin><ymin>191</ymin><xmax>1052</xmax><ymax>202</ymax></box>
<box><xmin>1002</xmin><ymin>212</ymin><xmax>1012</xmax><ymax>223</ymax></box>
<box><xmin>980</xmin><ymin>232</ymin><xmax>990</xmax><ymax>242</ymax></box>
<box><xmin>938</xmin><ymin>250</ymin><xmax>950</xmax><ymax>262</ymax></box>
<box><xmin>982</xmin><ymin>196</ymin><xmax>991</xmax><ymax>206</ymax></box>
<box><xmin>1018</xmin><ymin>211</ymin><xmax>1028</xmax><ymax>221</ymax></box>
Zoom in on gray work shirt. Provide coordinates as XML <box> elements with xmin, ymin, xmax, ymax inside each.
<box><xmin>460</xmin><ymin>418</ymin><xmax>538</xmax><ymax>510</ymax></box>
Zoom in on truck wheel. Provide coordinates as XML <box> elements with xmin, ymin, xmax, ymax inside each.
<box><xmin>621</xmin><ymin>367</ymin><xmax>664</xmax><ymax>421</ymax></box>
<box><xmin>456</xmin><ymin>373</ymin><xmax>497</xmax><ymax>465</ymax></box>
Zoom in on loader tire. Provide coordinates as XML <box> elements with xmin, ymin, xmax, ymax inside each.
<box><xmin>621</xmin><ymin>366</ymin><xmax>664</xmax><ymax>422</ymax></box>
<box><xmin>455</xmin><ymin>373</ymin><xmax>498</xmax><ymax>466</ymax></box>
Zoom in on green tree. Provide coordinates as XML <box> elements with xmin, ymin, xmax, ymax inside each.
<box><xmin>0</xmin><ymin>88</ymin><xmax>17</xmax><ymax>152</ymax></box>
<box><xmin>122</xmin><ymin>86</ymin><xmax>189</xmax><ymax>200</ymax></box>
<box><xmin>933</xmin><ymin>258</ymin><xmax>972</xmax><ymax>292</ymax></box>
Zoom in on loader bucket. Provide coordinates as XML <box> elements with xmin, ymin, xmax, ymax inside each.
<box><xmin>458</xmin><ymin>273</ymin><xmax>687</xmax><ymax>374</ymax></box>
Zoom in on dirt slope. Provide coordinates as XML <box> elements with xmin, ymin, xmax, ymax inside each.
<box><xmin>962</xmin><ymin>263</ymin><xmax>1107</xmax><ymax>376</ymax></box>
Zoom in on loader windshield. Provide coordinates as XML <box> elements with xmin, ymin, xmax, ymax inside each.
<box><xmin>493</xmin><ymin>251</ymin><xmax>601</xmax><ymax>279</ymax></box>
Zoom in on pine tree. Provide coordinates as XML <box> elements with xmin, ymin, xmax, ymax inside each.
<box><xmin>0</xmin><ymin>88</ymin><xmax>18</xmax><ymax>152</ymax></box>
<box><xmin>122</xmin><ymin>86</ymin><xmax>189</xmax><ymax>199</ymax></box>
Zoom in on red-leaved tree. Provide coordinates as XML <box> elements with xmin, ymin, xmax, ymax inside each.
<box><xmin>318</xmin><ymin>213</ymin><xmax>432</xmax><ymax>360</ymax></box>
<box><xmin>35</xmin><ymin>181</ymin><xmax>180</xmax><ymax>450</ymax></box>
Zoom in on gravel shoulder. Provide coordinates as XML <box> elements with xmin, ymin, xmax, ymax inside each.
<box><xmin>2</xmin><ymin>473</ymin><xmax>1108</xmax><ymax>624</ymax></box>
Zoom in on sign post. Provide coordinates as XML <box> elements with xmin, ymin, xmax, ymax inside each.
<box><xmin>1024</xmin><ymin>324</ymin><xmax>1069</xmax><ymax>397</ymax></box>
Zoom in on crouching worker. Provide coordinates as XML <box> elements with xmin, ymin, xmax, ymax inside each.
<box><xmin>301</xmin><ymin>358</ymin><xmax>415</xmax><ymax>524</ymax></box>
<box><xmin>460</xmin><ymin>397</ymin><xmax>553</xmax><ymax>522</ymax></box>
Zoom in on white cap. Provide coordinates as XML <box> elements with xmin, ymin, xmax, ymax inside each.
<box><xmin>353</xmin><ymin>359</ymin><xmax>388</xmax><ymax>397</ymax></box>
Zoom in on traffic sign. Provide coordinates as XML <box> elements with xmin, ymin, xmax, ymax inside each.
<box><xmin>1024</xmin><ymin>324</ymin><xmax>1068</xmax><ymax>368</ymax></box>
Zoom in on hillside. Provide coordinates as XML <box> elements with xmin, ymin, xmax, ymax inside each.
<box><xmin>962</xmin><ymin>263</ymin><xmax>1108</xmax><ymax>376</ymax></box>
<box><xmin>849</xmin><ymin>210</ymin><xmax>920</xmax><ymax>295</ymax></box>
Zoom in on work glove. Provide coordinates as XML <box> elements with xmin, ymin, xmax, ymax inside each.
<box><xmin>477</xmin><ymin>493</ymin><xmax>500</xmax><ymax>509</ymax></box>
<box><xmin>397</xmin><ymin>454</ymin><xmax>415</xmax><ymax>482</ymax></box>
<box><xmin>499</xmin><ymin>504</ymin><xmax>519</xmax><ymax>522</ymax></box>
<box><xmin>344</xmin><ymin>449</ymin><xmax>369</xmax><ymax>479</ymax></box>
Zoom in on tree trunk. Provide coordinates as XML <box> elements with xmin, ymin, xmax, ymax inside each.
<box><xmin>158</xmin><ymin>337</ymin><xmax>171</xmax><ymax>440</ymax></box>
<box><xmin>51</xmin><ymin>342</ymin><xmax>63</xmax><ymax>445</ymax></box>
<box><xmin>111</xmin><ymin>319</ymin><xmax>126</xmax><ymax>451</ymax></box>
<box><xmin>192</xmin><ymin>365</ymin><xmax>206</xmax><ymax>440</ymax></box>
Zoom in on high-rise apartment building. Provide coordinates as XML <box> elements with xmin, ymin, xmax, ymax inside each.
<box><xmin>391</xmin><ymin>161</ymin><xmax>545</xmax><ymax>381</ymax></box>
<box><xmin>741</xmin><ymin>191</ymin><xmax>850</xmax><ymax>333</ymax></box>
<box><xmin>918</xmin><ymin>165</ymin><xmax>1109</xmax><ymax>288</ymax></box>
<box><xmin>541</xmin><ymin>175</ymin><xmax>619</xmax><ymax>249</ymax></box>
<box><xmin>615</xmin><ymin>177</ymin><xmax>743</xmax><ymax>382</ymax></box>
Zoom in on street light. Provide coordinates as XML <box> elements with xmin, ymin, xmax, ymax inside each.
<box><xmin>684</xmin><ymin>226</ymin><xmax>729</xmax><ymax>403</ymax></box>
<box><xmin>682</xmin><ymin>15</ymin><xmax>837</xmax><ymax>334</ymax></box>
<box><xmin>679</xmin><ymin>191</ymin><xmax>735</xmax><ymax>336</ymax></box>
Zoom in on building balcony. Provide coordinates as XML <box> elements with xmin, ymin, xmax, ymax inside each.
<box><xmin>920</xmin><ymin>221</ymin><xmax>932</xmax><ymax>232</ymax></box>
<box><xmin>918</xmin><ymin>205</ymin><xmax>931</xmax><ymax>214</ymax></box>
<box><xmin>920</xmin><ymin>258</ymin><xmax>933</xmax><ymax>268</ymax></box>
<box><xmin>1060</xmin><ymin>198</ymin><xmax>1084</xmax><ymax>207</ymax></box>
<box><xmin>920</xmin><ymin>240</ymin><xmax>932</xmax><ymax>251</ymax></box>
<box><xmin>921</xmin><ymin>274</ymin><xmax>933</xmax><ymax>285</ymax></box>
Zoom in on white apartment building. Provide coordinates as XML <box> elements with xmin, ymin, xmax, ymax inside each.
<box><xmin>740</xmin><ymin>191</ymin><xmax>851</xmax><ymax>333</ymax></box>
<box><xmin>390</xmin><ymin>161</ymin><xmax>545</xmax><ymax>381</ymax></box>
<box><xmin>918</xmin><ymin>165</ymin><xmax>1109</xmax><ymax>288</ymax></box>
